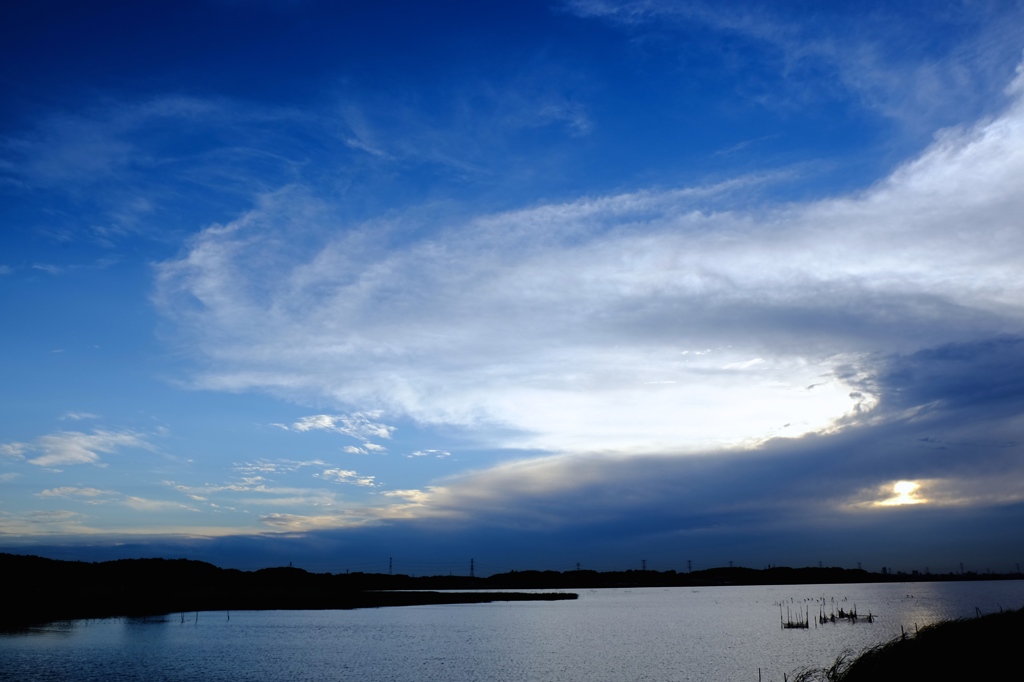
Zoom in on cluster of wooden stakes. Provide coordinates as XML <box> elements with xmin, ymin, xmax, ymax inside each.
<box><xmin>780</xmin><ymin>597</ymin><xmax>875</xmax><ymax>629</ymax></box>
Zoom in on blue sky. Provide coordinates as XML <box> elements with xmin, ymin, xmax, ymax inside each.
<box><xmin>3</xmin><ymin>0</ymin><xmax>1024</xmax><ymax>575</ymax></box>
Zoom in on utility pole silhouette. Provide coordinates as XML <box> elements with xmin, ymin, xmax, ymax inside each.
<box><xmin>687</xmin><ymin>560</ymin><xmax>692</xmax><ymax>573</ymax></box>
<box><xmin>389</xmin><ymin>557</ymin><xmax>393</xmax><ymax>575</ymax></box>
<box><xmin>641</xmin><ymin>559</ymin><xmax>646</xmax><ymax>571</ymax></box>
<box><xmin>470</xmin><ymin>558</ymin><xmax>475</xmax><ymax>578</ymax></box>
<box><xmin>575</xmin><ymin>562</ymin><xmax>581</xmax><ymax>571</ymax></box>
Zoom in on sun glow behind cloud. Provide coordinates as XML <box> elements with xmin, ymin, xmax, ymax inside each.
<box><xmin>878</xmin><ymin>480</ymin><xmax>927</xmax><ymax>507</ymax></box>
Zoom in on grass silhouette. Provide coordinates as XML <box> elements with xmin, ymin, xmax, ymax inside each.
<box><xmin>790</xmin><ymin>606</ymin><xmax>1024</xmax><ymax>681</ymax></box>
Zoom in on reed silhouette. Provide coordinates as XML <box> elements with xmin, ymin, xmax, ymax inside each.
<box><xmin>789</xmin><ymin>606</ymin><xmax>1024</xmax><ymax>681</ymax></box>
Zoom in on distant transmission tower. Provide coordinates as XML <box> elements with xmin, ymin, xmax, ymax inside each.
<box><xmin>389</xmin><ymin>557</ymin><xmax>393</xmax><ymax>575</ymax></box>
<box><xmin>470</xmin><ymin>558</ymin><xmax>475</xmax><ymax>578</ymax></box>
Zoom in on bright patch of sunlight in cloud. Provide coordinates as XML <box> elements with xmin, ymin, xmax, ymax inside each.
<box><xmin>877</xmin><ymin>480</ymin><xmax>927</xmax><ymax>506</ymax></box>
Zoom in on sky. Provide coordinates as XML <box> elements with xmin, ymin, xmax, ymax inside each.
<box><xmin>2</xmin><ymin>0</ymin><xmax>1024</xmax><ymax>576</ymax></box>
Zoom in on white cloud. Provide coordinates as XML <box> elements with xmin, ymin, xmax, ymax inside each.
<box><xmin>290</xmin><ymin>412</ymin><xmax>395</xmax><ymax>440</ymax></box>
<box><xmin>233</xmin><ymin>458</ymin><xmax>325</xmax><ymax>476</ymax></box>
<box><xmin>37</xmin><ymin>486</ymin><xmax>113</xmax><ymax>499</ymax></box>
<box><xmin>407</xmin><ymin>449</ymin><xmax>451</xmax><ymax>459</ymax></box>
<box><xmin>167</xmin><ymin>473</ymin><xmax>352</xmax><ymax>511</ymax></box>
<box><xmin>33</xmin><ymin>486</ymin><xmax>202</xmax><ymax>513</ymax></box>
<box><xmin>60</xmin><ymin>412</ymin><xmax>100</xmax><ymax>421</ymax></box>
<box><xmin>154</xmin><ymin>66</ymin><xmax>1024</xmax><ymax>463</ymax></box>
<box><xmin>122</xmin><ymin>496</ymin><xmax>200</xmax><ymax>512</ymax></box>
<box><xmin>258</xmin><ymin>512</ymin><xmax>370</xmax><ymax>531</ymax></box>
<box><xmin>0</xmin><ymin>510</ymin><xmax>97</xmax><ymax>536</ymax></box>
<box><xmin>316</xmin><ymin>468</ymin><xmax>376</xmax><ymax>487</ymax></box>
<box><xmin>380</xmin><ymin>488</ymin><xmax>433</xmax><ymax>503</ymax></box>
<box><xmin>3</xmin><ymin>429</ymin><xmax>150</xmax><ymax>468</ymax></box>
<box><xmin>1</xmin><ymin>443</ymin><xmax>27</xmax><ymax>459</ymax></box>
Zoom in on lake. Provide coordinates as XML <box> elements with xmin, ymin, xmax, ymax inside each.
<box><xmin>3</xmin><ymin>580</ymin><xmax>1023</xmax><ymax>681</ymax></box>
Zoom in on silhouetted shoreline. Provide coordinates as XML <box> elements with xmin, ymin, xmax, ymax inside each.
<box><xmin>788</xmin><ymin>606</ymin><xmax>1024</xmax><ymax>681</ymax></box>
<box><xmin>1</xmin><ymin>553</ymin><xmax>578</xmax><ymax>629</ymax></box>
<box><xmin>3</xmin><ymin>552</ymin><xmax>1020</xmax><ymax>629</ymax></box>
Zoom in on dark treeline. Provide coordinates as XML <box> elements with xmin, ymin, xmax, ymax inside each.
<box><xmin>0</xmin><ymin>553</ymin><xmax>575</xmax><ymax>629</ymax></box>
<box><xmin>3</xmin><ymin>552</ymin><xmax>1020</xmax><ymax>629</ymax></box>
<box><xmin>480</xmin><ymin>565</ymin><xmax>1023</xmax><ymax>589</ymax></box>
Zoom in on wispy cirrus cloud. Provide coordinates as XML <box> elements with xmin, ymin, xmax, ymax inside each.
<box><xmin>0</xmin><ymin>96</ymin><xmax>323</xmax><ymax>245</ymax></box>
<box><xmin>32</xmin><ymin>264</ymin><xmax>63</xmax><ymax>276</ymax></box>
<box><xmin>0</xmin><ymin>510</ymin><xmax>96</xmax><ymax>536</ymax></box>
<box><xmin>122</xmin><ymin>496</ymin><xmax>200</xmax><ymax>513</ymax></box>
<box><xmin>565</xmin><ymin>0</ymin><xmax>1024</xmax><ymax>129</ymax></box>
<box><xmin>60</xmin><ymin>412</ymin><xmax>100</xmax><ymax>421</ymax></box>
<box><xmin>164</xmin><ymin>457</ymin><xmax>378</xmax><ymax>515</ymax></box>
<box><xmin>258</xmin><ymin>511</ymin><xmax>372</xmax><ymax>531</ymax></box>
<box><xmin>1</xmin><ymin>64</ymin><xmax>595</xmax><ymax>248</ymax></box>
<box><xmin>34</xmin><ymin>486</ymin><xmax>199</xmax><ymax>513</ymax></box>
<box><xmin>166</xmin><ymin>479</ymin><xmax>341</xmax><ymax>509</ymax></box>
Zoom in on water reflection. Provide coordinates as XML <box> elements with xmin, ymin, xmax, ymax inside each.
<box><xmin>1</xmin><ymin>581</ymin><xmax>1021</xmax><ymax>682</ymax></box>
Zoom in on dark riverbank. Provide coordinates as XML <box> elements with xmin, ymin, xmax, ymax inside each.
<box><xmin>1</xmin><ymin>553</ymin><xmax>576</xmax><ymax>629</ymax></box>
<box><xmin>791</xmin><ymin>606</ymin><xmax>1024</xmax><ymax>681</ymax></box>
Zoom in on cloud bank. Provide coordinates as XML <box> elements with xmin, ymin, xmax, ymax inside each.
<box><xmin>154</xmin><ymin>70</ymin><xmax>1024</xmax><ymax>463</ymax></box>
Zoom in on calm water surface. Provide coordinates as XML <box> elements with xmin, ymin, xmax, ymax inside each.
<box><xmin>3</xmin><ymin>581</ymin><xmax>1023</xmax><ymax>682</ymax></box>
